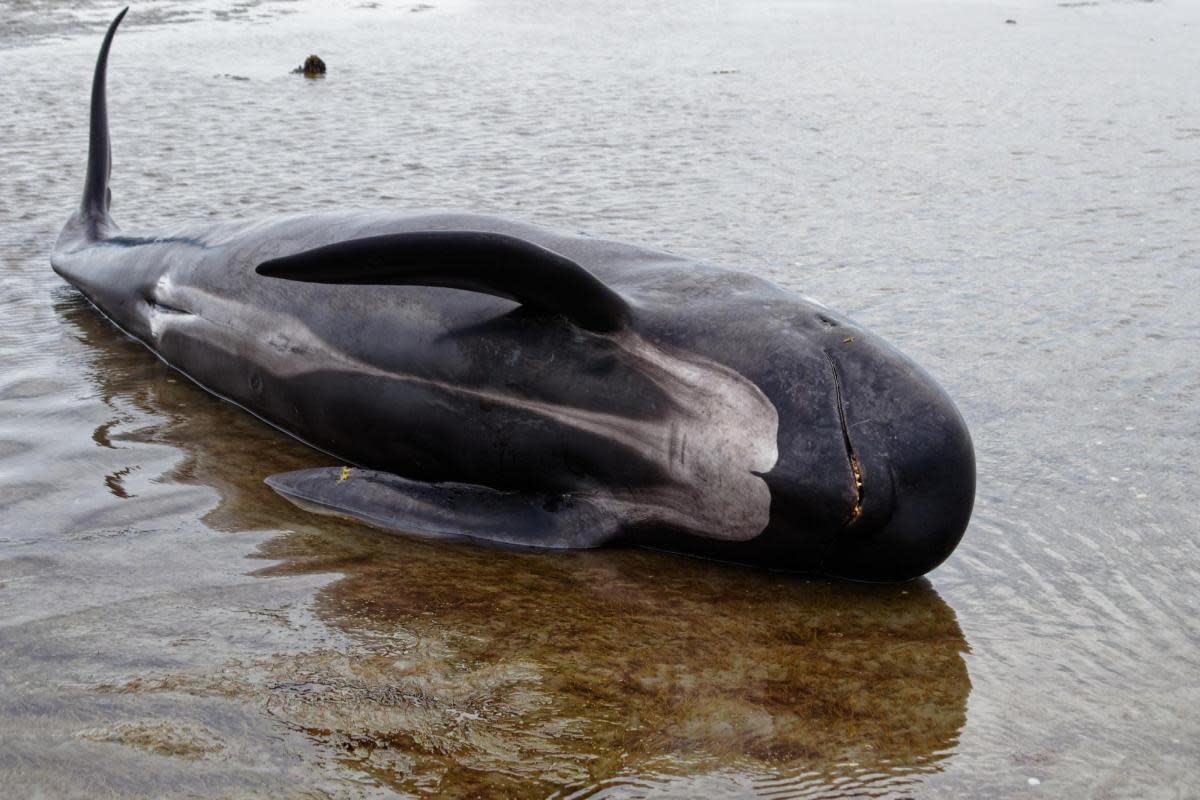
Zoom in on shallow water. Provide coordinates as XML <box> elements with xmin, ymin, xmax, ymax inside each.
<box><xmin>1</xmin><ymin>0</ymin><xmax>1198</xmax><ymax>796</ymax></box>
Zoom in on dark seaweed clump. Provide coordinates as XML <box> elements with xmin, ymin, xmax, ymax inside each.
<box><xmin>292</xmin><ymin>55</ymin><xmax>327</xmax><ymax>78</ymax></box>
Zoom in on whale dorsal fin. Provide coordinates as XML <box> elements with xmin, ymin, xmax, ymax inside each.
<box><xmin>256</xmin><ymin>231</ymin><xmax>631</xmax><ymax>333</ymax></box>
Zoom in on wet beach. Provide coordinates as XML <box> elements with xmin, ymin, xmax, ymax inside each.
<box><xmin>1</xmin><ymin>0</ymin><xmax>1198</xmax><ymax>796</ymax></box>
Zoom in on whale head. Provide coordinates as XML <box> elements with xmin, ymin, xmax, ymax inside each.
<box><xmin>750</xmin><ymin>301</ymin><xmax>976</xmax><ymax>582</ymax></box>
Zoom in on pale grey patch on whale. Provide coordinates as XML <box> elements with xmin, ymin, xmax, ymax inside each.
<box><xmin>149</xmin><ymin>283</ymin><xmax>779</xmax><ymax>542</ymax></box>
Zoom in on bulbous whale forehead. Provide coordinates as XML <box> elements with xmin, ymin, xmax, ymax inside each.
<box><xmin>817</xmin><ymin>333</ymin><xmax>975</xmax><ymax>581</ymax></box>
<box><xmin>757</xmin><ymin>300</ymin><xmax>973</xmax><ymax>580</ymax></box>
<box><xmin>628</xmin><ymin>285</ymin><xmax>973</xmax><ymax>579</ymax></box>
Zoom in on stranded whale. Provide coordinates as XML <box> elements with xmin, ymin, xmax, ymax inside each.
<box><xmin>52</xmin><ymin>9</ymin><xmax>975</xmax><ymax>581</ymax></box>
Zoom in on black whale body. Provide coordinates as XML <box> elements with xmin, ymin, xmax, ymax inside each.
<box><xmin>51</xmin><ymin>9</ymin><xmax>975</xmax><ymax>581</ymax></box>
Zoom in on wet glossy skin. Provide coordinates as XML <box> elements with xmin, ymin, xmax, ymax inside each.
<box><xmin>50</xmin><ymin>12</ymin><xmax>975</xmax><ymax>578</ymax></box>
<box><xmin>54</xmin><ymin>204</ymin><xmax>974</xmax><ymax>577</ymax></box>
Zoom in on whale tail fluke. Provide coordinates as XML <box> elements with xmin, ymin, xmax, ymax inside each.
<box><xmin>79</xmin><ymin>7</ymin><xmax>128</xmax><ymax>239</ymax></box>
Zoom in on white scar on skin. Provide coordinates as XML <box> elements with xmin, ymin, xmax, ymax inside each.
<box><xmin>151</xmin><ymin>285</ymin><xmax>780</xmax><ymax>541</ymax></box>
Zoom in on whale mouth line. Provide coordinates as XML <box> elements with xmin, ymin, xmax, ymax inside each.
<box><xmin>823</xmin><ymin>349</ymin><xmax>864</xmax><ymax>527</ymax></box>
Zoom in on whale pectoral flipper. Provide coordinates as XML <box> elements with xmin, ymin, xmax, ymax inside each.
<box><xmin>255</xmin><ymin>231</ymin><xmax>631</xmax><ymax>332</ymax></box>
<box><xmin>265</xmin><ymin>468</ymin><xmax>625</xmax><ymax>550</ymax></box>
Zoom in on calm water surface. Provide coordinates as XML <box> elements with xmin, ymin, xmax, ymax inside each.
<box><xmin>1</xmin><ymin>0</ymin><xmax>1197</xmax><ymax>796</ymax></box>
